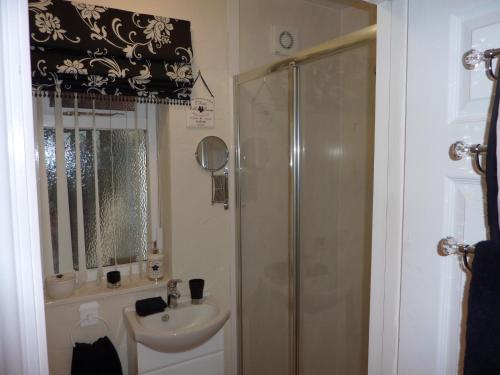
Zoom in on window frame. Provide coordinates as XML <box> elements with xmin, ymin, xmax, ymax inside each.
<box><xmin>37</xmin><ymin>97</ymin><xmax>160</xmax><ymax>282</ymax></box>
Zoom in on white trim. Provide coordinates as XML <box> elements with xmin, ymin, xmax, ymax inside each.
<box><xmin>227</xmin><ymin>0</ymin><xmax>240</xmax><ymax>374</ymax></box>
<box><xmin>363</xmin><ymin>0</ymin><xmax>389</xmax><ymax>4</ymax></box>
<box><xmin>0</xmin><ymin>0</ymin><xmax>49</xmax><ymax>373</ymax></box>
<box><xmin>368</xmin><ymin>1</ymin><xmax>407</xmax><ymax>375</ymax></box>
<box><xmin>42</xmin><ymin>102</ymin><xmax>147</xmax><ymax>130</ymax></box>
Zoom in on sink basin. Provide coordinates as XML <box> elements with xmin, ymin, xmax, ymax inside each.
<box><xmin>124</xmin><ymin>297</ymin><xmax>230</xmax><ymax>352</ymax></box>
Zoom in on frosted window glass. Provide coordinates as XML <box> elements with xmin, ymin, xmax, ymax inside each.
<box><xmin>44</xmin><ymin>128</ymin><xmax>149</xmax><ymax>270</ymax></box>
<box><xmin>80</xmin><ymin>130</ymin><xmax>98</xmax><ymax>269</ymax></box>
<box><xmin>43</xmin><ymin>129</ymin><xmax>59</xmax><ymax>273</ymax></box>
<box><xmin>97</xmin><ymin>129</ymin><xmax>149</xmax><ymax>266</ymax></box>
<box><xmin>64</xmin><ymin>130</ymin><xmax>79</xmax><ymax>270</ymax></box>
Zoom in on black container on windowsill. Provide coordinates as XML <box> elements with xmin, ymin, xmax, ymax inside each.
<box><xmin>189</xmin><ymin>278</ymin><xmax>205</xmax><ymax>304</ymax></box>
<box><xmin>107</xmin><ymin>271</ymin><xmax>121</xmax><ymax>288</ymax></box>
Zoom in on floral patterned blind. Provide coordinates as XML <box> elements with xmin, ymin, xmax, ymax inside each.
<box><xmin>29</xmin><ymin>0</ymin><xmax>194</xmax><ymax>104</ymax></box>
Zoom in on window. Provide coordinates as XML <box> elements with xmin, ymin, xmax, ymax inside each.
<box><xmin>35</xmin><ymin>96</ymin><xmax>159</xmax><ymax>280</ymax></box>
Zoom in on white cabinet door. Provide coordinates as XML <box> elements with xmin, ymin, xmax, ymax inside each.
<box><xmin>143</xmin><ymin>352</ymin><xmax>224</xmax><ymax>375</ymax></box>
<box><xmin>400</xmin><ymin>0</ymin><xmax>500</xmax><ymax>374</ymax></box>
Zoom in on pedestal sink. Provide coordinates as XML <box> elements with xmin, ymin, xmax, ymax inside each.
<box><xmin>124</xmin><ymin>296</ymin><xmax>230</xmax><ymax>353</ymax></box>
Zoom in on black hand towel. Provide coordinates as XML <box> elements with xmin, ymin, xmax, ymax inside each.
<box><xmin>135</xmin><ymin>296</ymin><xmax>167</xmax><ymax>317</ymax></box>
<box><xmin>464</xmin><ymin>242</ymin><xmax>500</xmax><ymax>375</ymax></box>
<box><xmin>463</xmin><ymin>56</ymin><xmax>500</xmax><ymax>375</ymax></box>
<box><xmin>71</xmin><ymin>336</ymin><xmax>122</xmax><ymax>375</ymax></box>
<box><xmin>93</xmin><ymin>336</ymin><xmax>122</xmax><ymax>375</ymax></box>
<box><xmin>71</xmin><ymin>342</ymin><xmax>94</xmax><ymax>375</ymax></box>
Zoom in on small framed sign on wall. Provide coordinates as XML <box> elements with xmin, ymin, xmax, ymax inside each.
<box><xmin>187</xmin><ymin>71</ymin><xmax>215</xmax><ymax>128</ymax></box>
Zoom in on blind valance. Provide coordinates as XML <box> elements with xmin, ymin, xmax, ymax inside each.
<box><xmin>29</xmin><ymin>0</ymin><xmax>193</xmax><ymax>104</ymax></box>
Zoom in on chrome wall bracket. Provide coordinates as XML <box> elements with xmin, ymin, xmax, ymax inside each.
<box><xmin>463</xmin><ymin>48</ymin><xmax>500</xmax><ymax>81</ymax></box>
<box><xmin>438</xmin><ymin>236</ymin><xmax>475</xmax><ymax>272</ymax></box>
<box><xmin>450</xmin><ymin>141</ymin><xmax>487</xmax><ymax>174</ymax></box>
<box><xmin>211</xmin><ymin>168</ymin><xmax>229</xmax><ymax>210</ymax></box>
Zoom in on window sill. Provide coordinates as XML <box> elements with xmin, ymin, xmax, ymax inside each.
<box><xmin>44</xmin><ymin>274</ymin><xmax>167</xmax><ymax>308</ymax></box>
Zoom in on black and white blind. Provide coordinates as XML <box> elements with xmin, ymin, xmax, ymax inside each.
<box><xmin>29</xmin><ymin>0</ymin><xmax>194</xmax><ymax>104</ymax></box>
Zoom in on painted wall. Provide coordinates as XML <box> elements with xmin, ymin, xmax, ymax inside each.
<box><xmin>43</xmin><ymin>0</ymin><xmax>236</xmax><ymax>374</ymax></box>
<box><xmin>238</xmin><ymin>0</ymin><xmax>376</xmax><ymax>73</ymax></box>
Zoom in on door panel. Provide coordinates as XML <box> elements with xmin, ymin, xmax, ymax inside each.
<box><xmin>401</xmin><ymin>1</ymin><xmax>500</xmax><ymax>373</ymax></box>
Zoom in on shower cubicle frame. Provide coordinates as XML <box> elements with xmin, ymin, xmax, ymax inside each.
<box><xmin>234</xmin><ymin>25</ymin><xmax>377</xmax><ymax>375</ymax></box>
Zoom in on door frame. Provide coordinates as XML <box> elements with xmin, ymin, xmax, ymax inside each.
<box><xmin>233</xmin><ymin>1</ymin><xmax>409</xmax><ymax>374</ymax></box>
<box><xmin>367</xmin><ymin>1</ymin><xmax>408</xmax><ymax>374</ymax></box>
<box><xmin>0</xmin><ymin>0</ymin><xmax>49</xmax><ymax>374</ymax></box>
<box><xmin>0</xmin><ymin>0</ymin><xmax>408</xmax><ymax>374</ymax></box>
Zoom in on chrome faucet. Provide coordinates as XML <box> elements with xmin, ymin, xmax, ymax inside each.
<box><xmin>167</xmin><ymin>279</ymin><xmax>182</xmax><ymax>308</ymax></box>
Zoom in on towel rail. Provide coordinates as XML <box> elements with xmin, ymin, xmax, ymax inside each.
<box><xmin>69</xmin><ymin>314</ymin><xmax>110</xmax><ymax>346</ymax></box>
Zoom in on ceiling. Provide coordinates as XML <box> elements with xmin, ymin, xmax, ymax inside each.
<box><xmin>304</xmin><ymin>0</ymin><xmax>375</xmax><ymax>11</ymax></box>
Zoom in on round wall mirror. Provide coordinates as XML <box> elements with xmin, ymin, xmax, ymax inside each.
<box><xmin>195</xmin><ymin>136</ymin><xmax>229</xmax><ymax>171</ymax></box>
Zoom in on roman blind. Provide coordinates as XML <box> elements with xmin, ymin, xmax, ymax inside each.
<box><xmin>29</xmin><ymin>0</ymin><xmax>193</xmax><ymax>104</ymax></box>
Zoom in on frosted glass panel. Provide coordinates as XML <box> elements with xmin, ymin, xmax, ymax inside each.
<box><xmin>97</xmin><ymin>129</ymin><xmax>149</xmax><ymax>266</ymax></box>
<box><xmin>64</xmin><ymin>130</ymin><xmax>79</xmax><ymax>270</ymax></box>
<box><xmin>298</xmin><ymin>41</ymin><xmax>375</xmax><ymax>375</ymax></box>
<box><xmin>80</xmin><ymin>130</ymin><xmax>98</xmax><ymax>269</ymax></box>
<box><xmin>44</xmin><ymin>128</ymin><xmax>149</xmax><ymax>270</ymax></box>
<box><xmin>43</xmin><ymin>129</ymin><xmax>59</xmax><ymax>272</ymax></box>
<box><xmin>239</xmin><ymin>70</ymin><xmax>291</xmax><ymax>375</ymax></box>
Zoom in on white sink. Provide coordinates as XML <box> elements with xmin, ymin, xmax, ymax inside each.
<box><xmin>124</xmin><ymin>297</ymin><xmax>230</xmax><ymax>352</ymax></box>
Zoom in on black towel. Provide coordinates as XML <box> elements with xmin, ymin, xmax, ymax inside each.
<box><xmin>463</xmin><ymin>59</ymin><xmax>500</xmax><ymax>374</ymax></box>
<box><xmin>71</xmin><ymin>336</ymin><xmax>122</xmax><ymax>375</ymax></box>
<box><xmin>464</xmin><ymin>242</ymin><xmax>500</xmax><ymax>374</ymax></box>
<box><xmin>71</xmin><ymin>342</ymin><xmax>94</xmax><ymax>375</ymax></box>
<box><xmin>135</xmin><ymin>296</ymin><xmax>167</xmax><ymax>317</ymax></box>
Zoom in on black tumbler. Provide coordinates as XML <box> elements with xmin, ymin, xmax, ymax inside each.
<box><xmin>107</xmin><ymin>270</ymin><xmax>121</xmax><ymax>288</ymax></box>
<box><xmin>189</xmin><ymin>278</ymin><xmax>205</xmax><ymax>304</ymax></box>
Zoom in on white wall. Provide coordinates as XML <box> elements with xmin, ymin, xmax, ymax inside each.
<box><xmin>238</xmin><ymin>0</ymin><xmax>376</xmax><ymax>73</ymax></box>
<box><xmin>44</xmin><ymin>0</ymin><xmax>236</xmax><ymax>374</ymax></box>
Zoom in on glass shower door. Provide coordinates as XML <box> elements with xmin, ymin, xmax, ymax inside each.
<box><xmin>238</xmin><ymin>69</ymin><xmax>291</xmax><ymax>375</ymax></box>
<box><xmin>298</xmin><ymin>41</ymin><xmax>375</xmax><ymax>375</ymax></box>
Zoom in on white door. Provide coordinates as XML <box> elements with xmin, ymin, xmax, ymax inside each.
<box><xmin>400</xmin><ymin>0</ymin><xmax>500</xmax><ymax>374</ymax></box>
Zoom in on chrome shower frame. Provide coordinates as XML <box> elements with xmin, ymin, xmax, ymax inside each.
<box><xmin>234</xmin><ymin>25</ymin><xmax>377</xmax><ymax>375</ymax></box>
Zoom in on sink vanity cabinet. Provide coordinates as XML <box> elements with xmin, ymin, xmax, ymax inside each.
<box><xmin>124</xmin><ymin>297</ymin><xmax>229</xmax><ymax>375</ymax></box>
<box><xmin>127</xmin><ymin>330</ymin><xmax>224</xmax><ymax>375</ymax></box>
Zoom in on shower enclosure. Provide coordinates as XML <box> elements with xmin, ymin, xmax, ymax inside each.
<box><xmin>236</xmin><ymin>26</ymin><xmax>376</xmax><ymax>375</ymax></box>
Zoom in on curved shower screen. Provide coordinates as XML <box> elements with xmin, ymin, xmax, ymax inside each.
<box><xmin>297</xmin><ymin>40</ymin><xmax>375</xmax><ymax>375</ymax></box>
<box><xmin>238</xmin><ymin>69</ymin><xmax>291</xmax><ymax>375</ymax></box>
<box><xmin>236</xmin><ymin>27</ymin><xmax>376</xmax><ymax>375</ymax></box>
